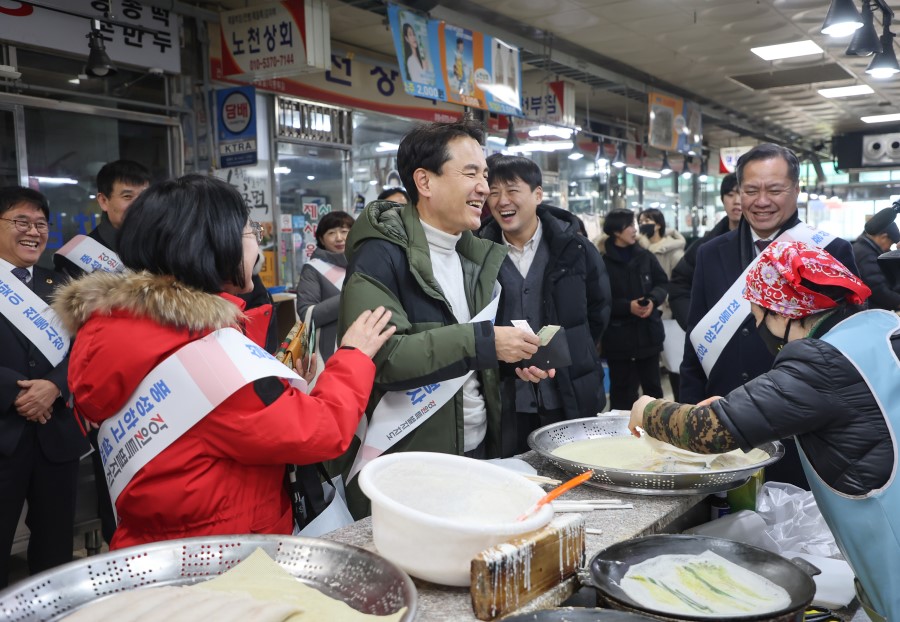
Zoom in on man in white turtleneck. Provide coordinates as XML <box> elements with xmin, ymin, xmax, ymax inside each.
<box><xmin>337</xmin><ymin>121</ymin><xmax>545</xmax><ymax>511</ymax></box>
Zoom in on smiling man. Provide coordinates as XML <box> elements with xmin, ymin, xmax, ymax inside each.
<box><xmin>334</xmin><ymin>121</ymin><xmax>542</xmax><ymax>517</ymax></box>
<box><xmin>679</xmin><ymin>144</ymin><xmax>858</xmax><ymax>488</ymax></box>
<box><xmin>479</xmin><ymin>154</ymin><xmax>610</xmax><ymax>456</ymax></box>
<box><xmin>0</xmin><ymin>187</ymin><xmax>89</xmax><ymax>587</ymax></box>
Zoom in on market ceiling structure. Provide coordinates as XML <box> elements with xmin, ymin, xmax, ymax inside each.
<box><xmin>182</xmin><ymin>0</ymin><xmax>900</xmax><ymax>156</ymax></box>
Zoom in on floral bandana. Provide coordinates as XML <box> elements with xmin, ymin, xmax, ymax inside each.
<box><xmin>744</xmin><ymin>241</ymin><xmax>871</xmax><ymax>319</ymax></box>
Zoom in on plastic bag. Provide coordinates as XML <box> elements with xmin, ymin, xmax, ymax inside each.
<box><xmin>755</xmin><ymin>482</ymin><xmax>841</xmax><ymax>558</ymax></box>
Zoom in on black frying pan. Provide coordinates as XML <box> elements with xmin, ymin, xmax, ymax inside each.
<box><xmin>501</xmin><ymin>608</ymin><xmax>657</xmax><ymax>621</ymax></box>
<box><xmin>585</xmin><ymin>534</ymin><xmax>817</xmax><ymax>622</ymax></box>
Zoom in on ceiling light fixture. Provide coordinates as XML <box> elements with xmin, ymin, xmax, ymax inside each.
<box><xmin>505</xmin><ymin>116</ymin><xmax>521</xmax><ymax>148</ymax></box>
<box><xmin>596</xmin><ymin>142</ymin><xmax>610</xmax><ymax>165</ymax></box>
<box><xmin>861</xmin><ymin>112</ymin><xmax>900</xmax><ymax>123</ymax></box>
<box><xmin>817</xmin><ymin>84</ymin><xmax>875</xmax><ymax>97</ymax></box>
<box><xmin>85</xmin><ymin>19</ymin><xmax>117</xmax><ymax>77</ymax></box>
<box><xmin>821</xmin><ymin>0</ymin><xmax>864</xmax><ymax>37</ymax></box>
<box><xmin>750</xmin><ymin>40</ymin><xmax>824</xmax><ymax>61</ymax></box>
<box><xmin>847</xmin><ymin>0</ymin><xmax>883</xmax><ymax>56</ymax></box>
<box><xmin>612</xmin><ymin>143</ymin><xmax>626</xmax><ymax>168</ymax></box>
<box><xmin>660</xmin><ymin>152</ymin><xmax>673</xmax><ymax>175</ymax></box>
<box><xmin>681</xmin><ymin>157</ymin><xmax>693</xmax><ymax>179</ymax></box>
<box><xmin>698</xmin><ymin>157</ymin><xmax>709</xmax><ymax>182</ymax></box>
<box><xmin>866</xmin><ymin>14</ymin><xmax>900</xmax><ymax>78</ymax></box>
<box><xmin>625</xmin><ymin>166</ymin><xmax>662</xmax><ymax>179</ymax></box>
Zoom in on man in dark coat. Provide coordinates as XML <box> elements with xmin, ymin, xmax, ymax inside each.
<box><xmin>679</xmin><ymin>143</ymin><xmax>859</xmax><ymax>488</ymax></box>
<box><xmin>852</xmin><ymin>206</ymin><xmax>900</xmax><ymax>311</ymax></box>
<box><xmin>0</xmin><ymin>187</ymin><xmax>90</xmax><ymax>588</ymax></box>
<box><xmin>669</xmin><ymin>173</ymin><xmax>742</xmax><ymax>330</ymax></box>
<box><xmin>599</xmin><ymin>209</ymin><xmax>668</xmax><ymax>411</ymax></box>
<box><xmin>479</xmin><ymin>155</ymin><xmax>611</xmax><ymax>455</ymax></box>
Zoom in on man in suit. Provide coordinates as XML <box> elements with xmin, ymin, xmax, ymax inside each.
<box><xmin>679</xmin><ymin>144</ymin><xmax>858</xmax><ymax>488</ymax></box>
<box><xmin>0</xmin><ymin>186</ymin><xmax>89</xmax><ymax>587</ymax></box>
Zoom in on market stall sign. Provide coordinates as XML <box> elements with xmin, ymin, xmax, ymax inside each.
<box><xmin>648</xmin><ymin>91</ymin><xmax>703</xmax><ymax>155</ymax></box>
<box><xmin>217</xmin><ymin>85</ymin><xmax>258</xmax><ymax>168</ymax></box>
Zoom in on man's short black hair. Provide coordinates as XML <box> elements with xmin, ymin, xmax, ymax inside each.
<box><xmin>0</xmin><ymin>186</ymin><xmax>50</xmax><ymax>219</ymax></box>
<box><xmin>118</xmin><ymin>175</ymin><xmax>249</xmax><ymax>293</ymax></box>
<box><xmin>720</xmin><ymin>173</ymin><xmax>738</xmax><ymax>200</ymax></box>
<box><xmin>638</xmin><ymin>207</ymin><xmax>666</xmax><ymax>236</ymax></box>
<box><xmin>602</xmin><ymin>208</ymin><xmax>635</xmax><ymax>236</ymax></box>
<box><xmin>377</xmin><ymin>187</ymin><xmax>410</xmax><ymax>203</ymax></box>
<box><xmin>397</xmin><ymin>120</ymin><xmax>485</xmax><ymax>206</ymax></box>
<box><xmin>97</xmin><ymin>160</ymin><xmax>151</xmax><ymax>197</ymax></box>
<box><xmin>486</xmin><ymin>154</ymin><xmax>542</xmax><ymax>191</ymax></box>
<box><xmin>735</xmin><ymin>144</ymin><xmax>799</xmax><ymax>186</ymax></box>
<box><xmin>315</xmin><ymin>211</ymin><xmax>355</xmax><ymax>248</ymax></box>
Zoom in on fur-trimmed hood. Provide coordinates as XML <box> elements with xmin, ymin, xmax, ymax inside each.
<box><xmin>52</xmin><ymin>270</ymin><xmax>244</xmax><ymax>335</ymax></box>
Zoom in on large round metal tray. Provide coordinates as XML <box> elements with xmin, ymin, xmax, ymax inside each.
<box><xmin>0</xmin><ymin>535</ymin><xmax>417</xmax><ymax>622</ymax></box>
<box><xmin>527</xmin><ymin>415</ymin><xmax>783</xmax><ymax>495</ymax></box>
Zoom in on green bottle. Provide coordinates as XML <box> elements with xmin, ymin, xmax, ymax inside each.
<box><xmin>727</xmin><ymin>468</ymin><xmax>764</xmax><ymax>512</ymax></box>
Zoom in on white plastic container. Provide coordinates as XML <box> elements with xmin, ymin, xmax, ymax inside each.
<box><xmin>358</xmin><ymin>452</ymin><xmax>554</xmax><ymax>586</ymax></box>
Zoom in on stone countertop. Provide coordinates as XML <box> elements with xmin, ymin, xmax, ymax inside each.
<box><xmin>323</xmin><ymin>451</ymin><xmax>708</xmax><ymax>621</ymax></box>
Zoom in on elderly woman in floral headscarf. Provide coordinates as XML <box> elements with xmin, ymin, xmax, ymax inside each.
<box><xmin>629</xmin><ymin>240</ymin><xmax>900</xmax><ymax>622</ymax></box>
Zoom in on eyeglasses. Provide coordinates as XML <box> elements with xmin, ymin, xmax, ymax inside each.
<box><xmin>243</xmin><ymin>220</ymin><xmax>263</xmax><ymax>243</ymax></box>
<box><xmin>0</xmin><ymin>217</ymin><xmax>50</xmax><ymax>234</ymax></box>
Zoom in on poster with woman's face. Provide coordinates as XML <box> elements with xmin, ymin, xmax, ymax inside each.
<box><xmin>388</xmin><ymin>5</ymin><xmax>446</xmax><ymax>100</ymax></box>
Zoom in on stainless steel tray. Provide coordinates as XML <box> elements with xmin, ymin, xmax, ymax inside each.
<box><xmin>0</xmin><ymin>535</ymin><xmax>417</xmax><ymax>621</ymax></box>
<box><xmin>527</xmin><ymin>415</ymin><xmax>783</xmax><ymax>495</ymax></box>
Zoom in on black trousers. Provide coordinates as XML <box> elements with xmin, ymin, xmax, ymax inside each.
<box><xmin>0</xmin><ymin>424</ymin><xmax>79</xmax><ymax>588</ymax></box>
<box><xmin>500</xmin><ymin>408</ymin><xmax>565</xmax><ymax>458</ymax></box>
<box><xmin>607</xmin><ymin>354</ymin><xmax>663</xmax><ymax>411</ymax></box>
<box><xmin>88</xmin><ymin>428</ymin><xmax>116</xmax><ymax>544</ymax></box>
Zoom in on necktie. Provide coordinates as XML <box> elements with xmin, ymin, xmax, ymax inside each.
<box><xmin>11</xmin><ymin>267</ymin><xmax>29</xmax><ymax>284</ymax></box>
<box><xmin>754</xmin><ymin>239</ymin><xmax>771</xmax><ymax>254</ymax></box>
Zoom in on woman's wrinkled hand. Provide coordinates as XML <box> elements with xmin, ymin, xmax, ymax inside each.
<box><xmin>340</xmin><ymin>306</ymin><xmax>396</xmax><ymax>359</ymax></box>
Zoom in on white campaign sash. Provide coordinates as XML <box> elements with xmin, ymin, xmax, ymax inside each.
<box><xmin>689</xmin><ymin>222</ymin><xmax>835</xmax><ymax>376</ymax></box>
<box><xmin>308</xmin><ymin>258</ymin><xmax>345</xmax><ymax>291</ymax></box>
<box><xmin>97</xmin><ymin>327</ymin><xmax>306</xmax><ymax>519</ymax></box>
<box><xmin>54</xmin><ymin>234</ymin><xmax>124</xmax><ymax>273</ymax></box>
<box><xmin>0</xmin><ymin>264</ymin><xmax>70</xmax><ymax>367</ymax></box>
<box><xmin>347</xmin><ymin>284</ymin><xmax>502</xmax><ymax>481</ymax></box>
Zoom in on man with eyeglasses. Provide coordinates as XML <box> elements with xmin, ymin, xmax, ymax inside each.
<box><xmin>54</xmin><ymin>160</ymin><xmax>150</xmax><ymax>279</ymax></box>
<box><xmin>0</xmin><ymin>186</ymin><xmax>89</xmax><ymax>587</ymax></box>
<box><xmin>678</xmin><ymin>143</ymin><xmax>858</xmax><ymax>488</ymax></box>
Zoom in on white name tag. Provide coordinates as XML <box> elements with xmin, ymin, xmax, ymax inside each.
<box><xmin>55</xmin><ymin>234</ymin><xmax>124</xmax><ymax>273</ymax></box>
<box><xmin>0</xmin><ymin>261</ymin><xmax>70</xmax><ymax>367</ymax></box>
<box><xmin>690</xmin><ymin>223</ymin><xmax>834</xmax><ymax>376</ymax></box>
<box><xmin>347</xmin><ymin>284</ymin><xmax>502</xmax><ymax>481</ymax></box>
<box><xmin>97</xmin><ymin>327</ymin><xmax>305</xmax><ymax>520</ymax></box>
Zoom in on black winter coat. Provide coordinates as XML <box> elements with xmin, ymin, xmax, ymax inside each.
<box><xmin>600</xmin><ymin>239</ymin><xmax>668</xmax><ymax>360</ymax></box>
<box><xmin>852</xmin><ymin>234</ymin><xmax>900</xmax><ymax>311</ymax></box>
<box><xmin>711</xmin><ymin>309</ymin><xmax>893</xmax><ymax>496</ymax></box>
<box><xmin>480</xmin><ymin>205</ymin><xmax>612</xmax><ymax>419</ymax></box>
<box><xmin>669</xmin><ymin>216</ymin><xmax>732</xmax><ymax>330</ymax></box>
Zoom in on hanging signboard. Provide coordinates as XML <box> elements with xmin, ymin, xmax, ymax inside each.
<box><xmin>216</xmin><ymin>85</ymin><xmax>258</xmax><ymax>168</ymax></box>
<box><xmin>719</xmin><ymin>146</ymin><xmax>754</xmax><ymax>174</ymax></box>
<box><xmin>0</xmin><ymin>0</ymin><xmax>180</xmax><ymax>74</ymax></box>
<box><xmin>519</xmin><ymin>80</ymin><xmax>576</xmax><ymax>126</ymax></box>
<box><xmin>219</xmin><ymin>0</ymin><xmax>330</xmax><ymax>80</ymax></box>
<box><xmin>648</xmin><ymin>91</ymin><xmax>702</xmax><ymax>155</ymax></box>
<box><xmin>386</xmin><ymin>3</ymin><xmax>522</xmax><ymax>116</ymax></box>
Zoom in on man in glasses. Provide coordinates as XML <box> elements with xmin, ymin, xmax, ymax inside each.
<box><xmin>0</xmin><ymin>186</ymin><xmax>89</xmax><ymax>587</ymax></box>
<box><xmin>679</xmin><ymin>143</ymin><xmax>858</xmax><ymax>488</ymax></box>
<box><xmin>54</xmin><ymin>160</ymin><xmax>150</xmax><ymax>279</ymax></box>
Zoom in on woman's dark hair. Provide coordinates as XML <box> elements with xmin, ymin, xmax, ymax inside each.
<box><xmin>402</xmin><ymin>23</ymin><xmax>423</xmax><ymax>67</ymax></box>
<box><xmin>603</xmin><ymin>208</ymin><xmax>635</xmax><ymax>236</ymax></box>
<box><xmin>118</xmin><ymin>175</ymin><xmax>250</xmax><ymax>293</ymax></box>
<box><xmin>397</xmin><ymin>120</ymin><xmax>484</xmax><ymax>206</ymax></box>
<box><xmin>377</xmin><ymin>187</ymin><xmax>410</xmax><ymax>203</ymax></box>
<box><xmin>315</xmin><ymin>211</ymin><xmax>354</xmax><ymax>248</ymax></box>
<box><xmin>638</xmin><ymin>207</ymin><xmax>666</xmax><ymax>236</ymax></box>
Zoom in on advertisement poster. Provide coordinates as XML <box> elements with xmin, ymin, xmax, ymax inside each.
<box><xmin>216</xmin><ymin>85</ymin><xmax>258</xmax><ymax>168</ymax></box>
<box><xmin>386</xmin><ymin>3</ymin><xmax>522</xmax><ymax>116</ymax></box>
<box><xmin>648</xmin><ymin>91</ymin><xmax>702</xmax><ymax>155</ymax></box>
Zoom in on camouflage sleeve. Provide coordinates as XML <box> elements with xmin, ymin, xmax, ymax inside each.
<box><xmin>642</xmin><ymin>399</ymin><xmax>738</xmax><ymax>454</ymax></box>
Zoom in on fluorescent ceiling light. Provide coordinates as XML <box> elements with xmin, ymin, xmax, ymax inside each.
<box><xmin>750</xmin><ymin>40</ymin><xmax>823</xmax><ymax>61</ymax></box>
<box><xmin>568</xmin><ymin>151</ymin><xmax>584</xmax><ymax>160</ymax></box>
<box><xmin>861</xmin><ymin>113</ymin><xmax>900</xmax><ymax>123</ymax></box>
<box><xmin>274</xmin><ymin>166</ymin><xmax>291</xmax><ymax>175</ymax></box>
<box><xmin>34</xmin><ymin>176</ymin><xmax>78</xmax><ymax>185</ymax></box>
<box><xmin>507</xmin><ymin>141</ymin><xmax>574</xmax><ymax>153</ymax></box>
<box><xmin>528</xmin><ymin>125</ymin><xmax>574</xmax><ymax>139</ymax></box>
<box><xmin>625</xmin><ymin>167</ymin><xmax>662</xmax><ymax>179</ymax></box>
<box><xmin>817</xmin><ymin>85</ymin><xmax>874</xmax><ymax>98</ymax></box>
<box><xmin>375</xmin><ymin>142</ymin><xmax>399</xmax><ymax>152</ymax></box>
